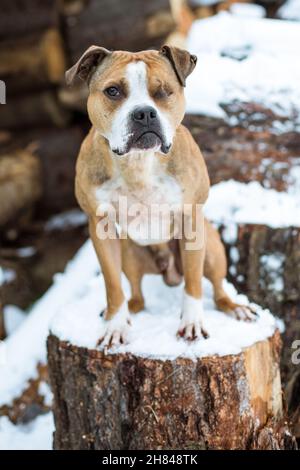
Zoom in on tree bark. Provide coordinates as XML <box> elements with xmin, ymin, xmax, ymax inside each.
<box><xmin>47</xmin><ymin>330</ymin><xmax>296</xmax><ymax>450</ymax></box>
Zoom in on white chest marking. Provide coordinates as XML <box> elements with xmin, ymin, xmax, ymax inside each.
<box><xmin>95</xmin><ymin>157</ymin><xmax>182</xmax><ymax>245</ymax></box>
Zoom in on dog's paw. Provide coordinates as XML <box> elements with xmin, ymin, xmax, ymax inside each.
<box><xmin>97</xmin><ymin>302</ymin><xmax>131</xmax><ymax>352</ymax></box>
<box><xmin>229</xmin><ymin>304</ymin><xmax>257</xmax><ymax>322</ymax></box>
<box><xmin>216</xmin><ymin>297</ymin><xmax>257</xmax><ymax>322</ymax></box>
<box><xmin>177</xmin><ymin>293</ymin><xmax>209</xmax><ymax>341</ymax></box>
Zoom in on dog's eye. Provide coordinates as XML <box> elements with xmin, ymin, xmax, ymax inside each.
<box><xmin>153</xmin><ymin>88</ymin><xmax>173</xmax><ymax>100</ymax></box>
<box><xmin>104</xmin><ymin>86</ymin><xmax>121</xmax><ymax>98</ymax></box>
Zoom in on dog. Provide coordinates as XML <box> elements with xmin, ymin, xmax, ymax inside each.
<box><xmin>66</xmin><ymin>45</ymin><xmax>255</xmax><ymax>348</ymax></box>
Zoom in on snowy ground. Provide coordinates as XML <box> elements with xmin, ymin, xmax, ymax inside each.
<box><xmin>1</xmin><ymin>9</ymin><xmax>300</xmax><ymax>450</ymax></box>
<box><xmin>0</xmin><ymin>413</ymin><xmax>54</xmax><ymax>450</ymax></box>
<box><xmin>278</xmin><ymin>0</ymin><xmax>300</xmax><ymax>21</ymax></box>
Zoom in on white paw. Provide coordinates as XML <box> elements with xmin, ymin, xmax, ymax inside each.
<box><xmin>177</xmin><ymin>293</ymin><xmax>209</xmax><ymax>341</ymax></box>
<box><xmin>98</xmin><ymin>301</ymin><xmax>131</xmax><ymax>351</ymax></box>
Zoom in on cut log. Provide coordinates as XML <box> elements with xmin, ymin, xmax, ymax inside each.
<box><xmin>0</xmin><ymin>150</ymin><xmax>42</xmax><ymax>229</ymax></box>
<box><xmin>184</xmin><ymin>107</ymin><xmax>300</xmax><ymax>192</ymax></box>
<box><xmin>0</xmin><ymin>29</ymin><xmax>66</xmax><ymax>95</ymax></box>
<box><xmin>0</xmin><ymin>0</ymin><xmax>59</xmax><ymax>40</ymax></box>
<box><xmin>0</xmin><ymin>126</ymin><xmax>87</xmax><ymax>218</ymax></box>
<box><xmin>0</xmin><ymin>91</ymin><xmax>70</xmax><ymax>130</ymax></box>
<box><xmin>62</xmin><ymin>0</ymin><xmax>176</xmax><ymax>63</ymax></box>
<box><xmin>47</xmin><ymin>330</ymin><xmax>297</xmax><ymax>450</ymax></box>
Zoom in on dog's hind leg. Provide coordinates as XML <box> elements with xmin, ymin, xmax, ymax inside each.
<box><xmin>204</xmin><ymin>220</ymin><xmax>256</xmax><ymax>321</ymax></box>
<box><xmin>121</xmin><ymin>238</ymin><xmax>160</xmax><ymax>314</ymax></box>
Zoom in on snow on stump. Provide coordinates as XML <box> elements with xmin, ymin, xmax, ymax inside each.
<box><xmin>47</xmin><ymin>275</ymin><xmax>294</xmax><ymax>450</ymax></box>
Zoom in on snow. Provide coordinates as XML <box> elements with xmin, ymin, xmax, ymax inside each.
<box><xmin>0</xmin><ymin>413</ymin><xmax>54</xmax><ymax>450</ymax></box>
<box><xmin>278</xmin><ymin>0</ymin><xmax>300</xmax><ymax>20</ymax></box>
<box><xmin>3</xmin><ymin>305</ymin><xmax>26</xmax><ymax>336</ymax></box>
<box><xmin>38</xmin><ymin>382</ymin><xmax>53</xmax><ymax>408</ymax></box>
<box><xmin>205</xmin><ymin>180</ymin><xmax>300</xmax><ymax>228</ymax></box>
<box><xmin>260</xmin><ymin>254</ymin><xmax>285</xmax><ymax>293</ymax></box>
<box><xmin>0</xmin><ymin>240</ymin><xmax>99</xmax><ymax>407</ymax></box>
<box><xmin>0</xmin><ymin>267</ymin><xmax>16</xmax><ymax>286</ymax></box>
<box><xmin>45</xmin><ymin>208</ymin><xmax>87</xmax><ymax>231</ymax></box>
<box><xmin>230</xmin><ymin>3</ymin><xmax>265</xmax><ymax>18</ymax></box>
<box><xmin>50</xmin><ymin>272</ymin><xmax>276</xmax><ymax>361</ymax></box>
<box><xmin>185</xmin><ymin>12</ymin><xmax>300</xmax><ymax>127</ymax></box>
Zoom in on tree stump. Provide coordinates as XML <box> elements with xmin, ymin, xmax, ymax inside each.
<box><xmin>47</xmin><ymin>274</ymin><xmax>294</xmax><ymax>450</ymax></box>
<box><xmin>47</xmin><ymin>331</ymin><xmax>296</xmax><ymax>450</ymax></box>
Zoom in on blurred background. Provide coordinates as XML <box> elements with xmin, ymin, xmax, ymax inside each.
<box><xmin>0</xmin><ymin>0</ymin><xmax>300</xmax><ymax>447</ymax></box>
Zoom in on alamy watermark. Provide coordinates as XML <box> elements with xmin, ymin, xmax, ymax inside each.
<box><xmin>0</xmin><ymin>80</ymin><xmax>6</xmax><ymax>104</ymax></box>
<box><xmin>291</xmin><ymin>340</ymin><xmax>300</xmax><ymax>365</ymax></box>
<box><xmin>95</xmin><ymin>197</ymin><xmax>205</xmax><ymax>250</ymax></box>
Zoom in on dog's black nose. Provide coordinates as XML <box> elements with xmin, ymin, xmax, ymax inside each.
<box><xmin>132</xmin><ymin>106</ymin><xmax>157</xmax><ymax>126</ymax></box>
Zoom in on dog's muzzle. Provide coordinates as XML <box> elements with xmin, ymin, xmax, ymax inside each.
<box><xmin>113</xmin><ymin>106</ymin><xmax>171</xmax><ymax>156</ymax></box>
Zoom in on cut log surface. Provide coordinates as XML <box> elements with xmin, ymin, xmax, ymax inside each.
<box><xmin>47</xmin><ymin>274</ymin><xmax>293</xmax><ymax>449</ymax></box>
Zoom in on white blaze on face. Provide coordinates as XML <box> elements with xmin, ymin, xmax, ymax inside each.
<box><xmin>106</xmin><ymin>61</ymin><xmax>174</xmax><ymax>155</ymax></box>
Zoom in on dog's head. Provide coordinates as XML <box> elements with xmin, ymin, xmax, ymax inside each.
<box><xmin>66</xmin><ymin>46</ymin><xmax>197</xmax><ymax>156</ymax></box>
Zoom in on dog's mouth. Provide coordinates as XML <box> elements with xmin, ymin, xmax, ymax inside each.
<box><xmin>134</xmin><ymin>131</ymin><xmax>162</xmax><ymax>149</ymax></box>
<box><xmin>113</xmin><ymin>131</ymin><xmax>171</xmax><ymax>156</ymax></box>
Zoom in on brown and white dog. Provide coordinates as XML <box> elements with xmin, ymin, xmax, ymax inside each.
<box><xmin>66</xmin><ymin>45</ymin><xmax>255</xmax><ymax>348</ymax></box>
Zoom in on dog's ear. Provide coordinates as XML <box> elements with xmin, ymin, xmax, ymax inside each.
<box><xmin>159</xmin><ymin>45</ymin><xmax>197</xmax><ymax>87</ymax></box>
<box><xmin>65</xmin><ymin>45</ymin><xmax>111</xmax><ymax>86</ymax></box>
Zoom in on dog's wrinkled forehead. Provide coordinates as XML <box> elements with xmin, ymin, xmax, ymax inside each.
<box><xmin>66</xmin><ymin>46</ymin><xmax>197</xmax><ymax>90</ymax></box>
<box><xmin>90</xmin><ymin>51</ymin><xmax>176</xmax><ymax>96</ymax></box>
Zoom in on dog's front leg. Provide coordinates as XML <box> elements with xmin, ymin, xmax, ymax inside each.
<box><xmin>177</xmin><ymin>209</ymin><xmax>208</xmax><ymax>341</ymax></box>
<box><xmin>89</xmin><ymin>217</ymin><xmax>131</xmax><ymax>349</ymax></box>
